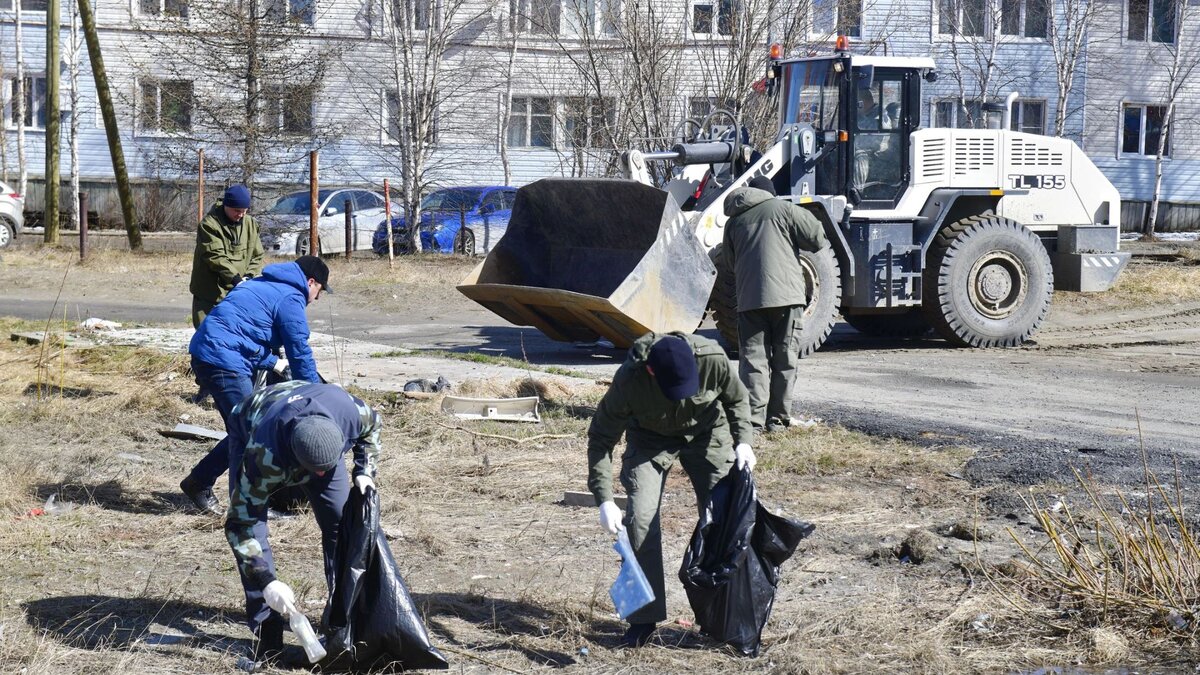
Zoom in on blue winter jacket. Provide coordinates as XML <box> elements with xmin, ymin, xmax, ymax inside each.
<box><xmin>189</xmin><ymin>261</ymin><xmax>320</xmax><ymax>382</ymax></box>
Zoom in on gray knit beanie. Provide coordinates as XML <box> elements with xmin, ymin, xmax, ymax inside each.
<box><xmin>291</xmin><ymin>417</ymin><xmax>344</xmax><ymax>473</ymax></box>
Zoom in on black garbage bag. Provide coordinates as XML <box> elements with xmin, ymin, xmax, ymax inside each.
<box><xmin>322</xmin><ymin>487</ymin><xmax>449</xmax><ymax>670</ymax></box>
<box><xmin>678</xmin><ymin>466</ymin><xmax>815</xmax><ymax>657</ymax></box>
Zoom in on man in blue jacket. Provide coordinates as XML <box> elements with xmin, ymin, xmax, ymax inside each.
<box><xmin>223</xmin><ymin>380</ymin><xmax>380</xmax><ymax>666</ymax></box>
<box><xmin>180</xmin><ymin>255</ymin><xmax>332</xmax><ymax>514</ymax></box>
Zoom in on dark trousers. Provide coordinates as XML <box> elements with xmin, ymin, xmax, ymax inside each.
<box><xmin>226</xmin><ymin>413</ymin><xmax>350</xmax><ymax>631</ymax></box>
<box><xmin>187</xmin><ymin>358</ymin><xmax>253</xmax><ymax>490</ymax></box>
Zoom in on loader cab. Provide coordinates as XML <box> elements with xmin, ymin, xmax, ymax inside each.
<box><xmin>776</xmin><ymin>54</ymin><xmax>931</xmax><ymax>210</ymax></box>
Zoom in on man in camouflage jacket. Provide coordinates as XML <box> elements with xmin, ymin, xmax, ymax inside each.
<box><xmin>223</xmin><ymin>380</ymin><xmax>381</xmax><ymax>661</ymax></box>
<box><xmin>587</xmin><ymin>331</ymin><xmax>756</xmax><ymax>647</ymax></box>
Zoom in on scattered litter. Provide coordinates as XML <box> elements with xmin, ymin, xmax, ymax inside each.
<box><xmin>1167</xmin><ymin>610</ymin><xmax>1189</xmax><ymax>630</ymax></box>
<box><xmin>578</xmin><ymin>646</ymin><xmax>589</xmax><ymax>657</ymax></box>
<box><xmin>81</xmin><ymin>318</ymin><xmax>122</xmax><ymax>331</ymax></box>
<box><xmin>441</xmin><ymin>395</ymin><xmax>540</xmax><ymax>422</ymax></box>
<box><xmin>117</xmin><ymin>452</ymin><xmax>150</xmax><ymax>463</ymax></box>
<box><xmin>610</xmin><ymin>530</ymin><xmax>654</xmax><ymax>619</ymax></box>
<box><xmin>969</xmin><ymin>613</ymin><xmax>993</xmax><ymax>633</ymax></box>
<box><xmin>470</xmin><ymin>574</ymin><xmax>499</xmax><ymax>581</ymax></box>
<box><xmin>790</xmin><ymin>417</ymin><xmax>819</xmax><ymax>429</ymax></box>
<box><xmin>159</xmin><ymin>423</ymin><xmax>227</xmax><ymax>441</ymax></box>
<box><xmin>236</xmin><ymin>656</ymin><xmax>258</xmax><ymax>672</ymax></box>
<box><xmin>156</xmin><ymin>372</ymin><xmax>178</xmax><ymax>382</ymax></box>
<box><xmin>142</xmin><ymin>633</ymin><xmax>186</xmax><ymax>646</ymax></box>
<box><xmin>43</xmin><ymin>493</ymin><xmax>78</xmax><ymax>515</ymax></box>
<box><xmin>404</xmin><ymin>376</ymin><xmax>451</xmax><ymax>393</ymax></box>
<box><xmin>179</xmin><ymin>414</ymin><xmax>191</xmax><ymax>421</ymax></box>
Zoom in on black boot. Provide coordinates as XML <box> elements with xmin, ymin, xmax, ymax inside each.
<box><xmin>180</xmin><ymin>476</ymin><xmax>222</xmax><ymax>515</ymax></box>
<box><xmin>620</xmin><ymin>622</ymin><xmax>656</xmax><ymax>648</ymax></box>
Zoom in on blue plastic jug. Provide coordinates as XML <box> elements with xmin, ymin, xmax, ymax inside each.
<box><xmin>609</xmin><ymin>530</ymin><xmax>655</xmax><ymax>619</ymax></box>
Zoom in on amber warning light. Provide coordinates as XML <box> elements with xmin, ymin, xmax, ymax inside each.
<box><xmin>769</xmin><ymin>43</ymin><xmax>783</xmax><ymax>60</ymax></box>
<box><xmin>835</xmin><ymin>35</ymin><xmax>850</xmax><ymax>51</ymax></box>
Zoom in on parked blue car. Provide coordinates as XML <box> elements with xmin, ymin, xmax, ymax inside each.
<box><xmin>372</xmin><ymin>186</ymin><xmax>517</xmax><ymax>256</ymax></box>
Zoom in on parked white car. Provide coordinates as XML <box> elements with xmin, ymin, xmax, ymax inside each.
<box><xmin>0</xmin><ymin>180</ymin><xmax>25</xmax><ymax>248</ymax></box>
<box><xmin>258</xmin><ymin>188</ymin><xmax>396</xmax><ymax>256</ymax></box>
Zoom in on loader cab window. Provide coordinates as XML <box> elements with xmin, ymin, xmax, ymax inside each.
<box><xmin>779</xmin><ymin>59</ymin><xmax>844</xmax><ymax>197</ymax></box>
<box><xmin>852</xmin><ymin>68</ymin><xmax>913</xmax><ymax>208</ymax></box>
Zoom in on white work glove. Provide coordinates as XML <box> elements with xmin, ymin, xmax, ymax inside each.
<box><xmin>598</xmin><ymin>500</ymin><xmax>625</xmax><ymax>535</ymax></box>
<box><xmin>354</xmin><ymin>474</ymin><xmax>375</xmax><ymax>495</ymax></box>
<box><xmin>272</xmin><ymin>358</ymin><xmax>289</xmax><ymax>375</ymax></box>
<box><xmin>735</xmin><ymin>443</ymin><xmax>757</xmax><ymax>472</ymax></box>
<box><xmin>262</xmin><ymin>580</ymin><xmax>296</xmax><ymax>616</ymax></box>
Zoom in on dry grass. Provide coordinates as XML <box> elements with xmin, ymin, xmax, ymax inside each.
<box><xmin>0</xmin><ymin>332</ymin><xmax>1179</xmax><ymax>673</ymax></box>
<box><xmin>1054</xmin><ymin>261</ymin><xmax>1200</xmax><ymax>314</ymax></box>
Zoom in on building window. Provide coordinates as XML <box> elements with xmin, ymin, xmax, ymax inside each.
<box><xmin>393</xmin><ymin>0</ymin><xmax>433</xmax><ymax>30</ymax></box>
<box><xmin>262</xmin><ymin>85</ymin><xmax>313</xmax><ymax>134</ymax></box>
<box><xmin>1009</xmin><ymin>100</ymin><xmax>1045</xmax><ymax>134</ymax></box>
<box><xmin>0</xmin><ymin>0</ymin><xmax>49</xmax><ymax>10</ymax></box>
<box><xmin>565</xmin><ymin>97</ymin><xmax>615</xmax><ymax>148</ymax></box>
<box><xmin>1000</xmin><ymin>0</ymin><xmax>1047</xmax><ymax>37</ymax></box>
<box><xmin>386</xmin><ymin>91</ymin><xmax>437</xmax><ymax>144</ymax></box>
<box><xmin>264</xmin><ymin>0</ymin><xmax>314</xmax><ymax>23</ymax></box>
<box><xmin>938</xmin><ymin>0</ymin><xmax>986</xmax><ymax>36</ymax></box>
<box><xmin>507</xmin><ymin>96</ymin><xmax>553</xmax><ymax>148</ymax></box>
<box><xmin>813</xmin><ymin>0</ymin><xmax>861</xmax><ymax>37</ymax></box>
<box><xmin>140</xmin><ymin>79</ymin><xmax>193</xmax><ymax>133</ymax></box>
<box><xmin>1128</xmin><ymin>0</ymin><xmax>1175</xmax><ymax>42</ymax></box>
<box><xmin>688</xmin><ymin>96</ymin><xmax>737</xmax><ymax>120</ymax></box>
<box><xmin>3</xmin><ymin>76</ymin><xmax>48</xmax><ymax>130</ymax></box>
<box><xmin>563</xmin><ymin>0</ymin><xmax>619</xmax><ymax>36</ymax></box>
<box><xmin>137</xmin><ymin>0</ymin><xmax>188</xmax><ymax>17</ymax></box>
<box><xmin>1121</xmin><ymin>103</ymin><xmax>1169</xmax><ymax>156</ymax></box>
<box><xmin>691</xmin><ymin>0</ymin><xmax>733</xmax><ymax>35</ymax></box>
<box><xmin>934</xmin><ymin>98</ymin><xmax>984</xmax><ymax>128</ymax></box>
<box><xmin>512</xmin><ymin>0</ymin><xmax>560</xmax><ymax>34</ymax></box>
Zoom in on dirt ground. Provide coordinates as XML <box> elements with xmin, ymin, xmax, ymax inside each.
<box><xmin>1</xmin><ymin>246</ymin><xmax>1199</xmax><ymax>673</ymax></box>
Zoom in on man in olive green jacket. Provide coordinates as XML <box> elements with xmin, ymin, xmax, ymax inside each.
<box><xmin>190</xmin><ymin>184</ymin><xmax>264</xmax><ymax>327</ymax></box>
<box><xmin>588</xmin><ymin>331</ymin><xmax>755</xmax><ymax>647</ymax></box>
<box><xmin>721</xmin><ymin>176</ymin><xmax>829</xmax><ymax>432</ymax></box>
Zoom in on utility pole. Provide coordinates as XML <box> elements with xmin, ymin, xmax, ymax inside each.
<box><xmin>45</xmin><ymin>0</ymin><xmax>61</xmax><ymax>245</ymax></box>
<box><xmin>77</xmin><ymin>0</ymin><xmax>141</xmax><ymax>250</ymax></box>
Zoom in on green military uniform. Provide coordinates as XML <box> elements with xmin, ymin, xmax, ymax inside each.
<box><xmin>720</xmin><ymin>187</ymin><xmax>828</xmax><ymax>431</ymax></box>
<box><xmin>587</xmin><ymin>331</ymin><xmax>753</xmax><ymax>624</ymax></box>
<box><xmin>190</xmin><ymin>202</ymin><xmax>264</xmax><ymax>327</ymax></box>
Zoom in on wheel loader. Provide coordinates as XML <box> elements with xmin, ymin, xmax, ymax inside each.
<box><xmin>458</xmin><ymin>45</ymin><xmax>1130</xmax><ymax>354</ymax></box>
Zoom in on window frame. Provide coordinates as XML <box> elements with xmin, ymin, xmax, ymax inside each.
<box><xmin>932</xmin><ymin>97</ymin><xmax>985</xmax><ymax>128</ymax></box>
<box><xmin>1009</xmin><ymin>99</ymin><xmax>1046</xmax><ymax>135</ymax></box>
<box><xmin>0</xmin><ymin>0</ymin><xmax>49</xmax><ymax>13</ymax></box>
<box><xmin>689</xmin><ymin>0</ymin><xmax>734</xmax><ymax>37</ymax></box>
<box><xmin>561</xmin><ymin>0</ymin><xmax>620</xmax><ymax>37</ymax></box>
<box><xmin>999</xmin><ymin>0</ymin><xmax>1048</xmax><ymax>39</ymax></box>
<box><xmin>1126</xmin><ymin>0</ymin><xmax>1177</xmax><ymax>43</ymax></box>
<box><xmin>137</xmin><ymin>77</ymin><xmax>194</xmax><ymax>135</ymax></box>
<box><xmin>3</xmin><ymin>74</ymin><xmax>49</xmax><ymax>131</ymax></box>
<box><xmin>393</xmin><ymin>0</ymin><xmax>435</xmax><ymax>31</ymax></box>
<box><xmin>811</xmin><ymin>0</ymin><xmax>862</xmax><ymax>38</ymax></box>
<box><xmin>1119</xmin><ymin>102</ymin><xmax>1171</xmax><ymax>159</ymax></box>
<box><xmin>506</xmin><ymin>95</ymin><xmax>555</xmax><ymax>149</ymax></box>
<box><xmin>132</xmin><ymin>0</ymin><xmax>189</xmax><ymax>19</ymax></box>
<box><xmin>564</xmin><ymin>96</ymin><xmax>615</xmax><ymax>148</ymax></box>
<box><xmin>261</xmin><ymin>84</ymin><xmax>314</xmax><ymax>135</ymax></box>
<box><xmin>935</xmin><ymin>0</ymin><xmax>988</xmax><ymax>38</ymax></box>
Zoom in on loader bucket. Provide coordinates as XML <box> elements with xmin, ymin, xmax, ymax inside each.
<box><xmin>457</xmin><ymin>178</ymin><xmax>717</xmax><ymax>348</ymax></box>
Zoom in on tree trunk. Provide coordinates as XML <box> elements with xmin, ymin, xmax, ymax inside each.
<box><xmin>78</xmin><ymin>0</ymin><xmax>141</xmax><ymax>250</ymax></box>
<box><xmin>68</xmin><ymin>0</ymin><xmax>81</xmax><ymax>232</ymax></box>
<box><xmin>16</xmin><ymin>2</ymin><xmax>27</xmax><ymax>199</ymax></box>
<box><xmin>499</xmin><ymin>16</ymin><xmax>517</xmax><ymax>186</ymax></box>
<box><xmin>45</xmin><ymin>0</ymin><xmax>61</xmax><ymax>246</ymax></box>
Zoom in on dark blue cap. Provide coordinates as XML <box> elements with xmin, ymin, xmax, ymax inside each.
<box><xmin>646</xmin><ymin>335</ymin><xmax>699</xmax><ymax>401</ymax></box>
<box><xmin>224</xmin><ymin>184</ymin><xmax>251</xmax><ymax>209</ymax></box>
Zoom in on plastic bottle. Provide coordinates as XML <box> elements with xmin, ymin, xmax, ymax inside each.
<box><xmin>286</xmin><ymin>606</ymin><xmax>327</xmax><ymax>663</ymax></box>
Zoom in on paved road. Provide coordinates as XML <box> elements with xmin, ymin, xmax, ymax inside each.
<box><xmin>2</xmin><ymin>283</ymin><xmax>1197</xmax><ymax>484</ymax></box>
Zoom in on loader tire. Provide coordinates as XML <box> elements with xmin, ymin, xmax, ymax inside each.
<box><xmin>708</xmin><ymin>245</ymin><xmax>842</xmax><ymax>359</ymax></box>
<box><xmin>843</xmin><ymin>310</ymin><xmax>931</xmax><ymax>338</ymax></box>
<box><xmin>923</xmin><ymin>214</ymin><xmax>1052</xmax><ymax>347</ymax></box>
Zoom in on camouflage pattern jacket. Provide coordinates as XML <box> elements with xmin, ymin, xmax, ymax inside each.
<box><xmin>225</xmin><ymin>381</ymin><xmax>382</xmax><ymax>589</ymax></box>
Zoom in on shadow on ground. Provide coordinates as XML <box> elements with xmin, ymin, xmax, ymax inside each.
<box><xmin>34</xmin><ymin>480</ymin><xmax>187</xmax><ymax>516</ymax></box>
<box><xmin>22</xmin><ymin>594</ymin><xmax>246</xmax><ymax>656</ymax></box>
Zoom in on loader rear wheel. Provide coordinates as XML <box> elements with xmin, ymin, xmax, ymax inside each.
<box><xmin>923</xmin><ymin>214</ymin><xmax>1052</xmax><ymax>347</ymax></box>
<box><xmin>709</xmin><ymin>244</ymin><xmax>842</xmax><ymax>359</ymax></box>
<box><xmin>843</xmin><ymin>310</ymin><xmax>931</xmax><ymax>338</ymax></box>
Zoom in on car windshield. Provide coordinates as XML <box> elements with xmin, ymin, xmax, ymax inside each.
<box><xmin>421</xmin><ymin>188</ymin><xmax>484</xmax><ymax>212</ymax></box>
<box><xmin>266</xmin><ymin>190</ymin><xmax>337</xmax><ymax>215</ymax></box>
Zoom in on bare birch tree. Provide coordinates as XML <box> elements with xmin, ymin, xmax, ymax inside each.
<box><xmin>66</xmin><ymin>0</ymin><xmax>82</xmax><ymax>230</ymax></box>
<box><xmin>15</xmin><ymin>1</ymin><xmax>27</xmax><ymax>198</ymax></box>
<box><xmin>1142</xmin><ymin>0</ymin><xmax>1200</xmax><ymax>239</ymax></box>
<box><xmin>1045</xmin><ymin>0</ymin><xmax>1098</xmax><ymax>136</ymax></box>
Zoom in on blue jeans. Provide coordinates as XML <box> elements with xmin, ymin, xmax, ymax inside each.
<box><xmin>187</xmin><ymin>358</ymin><xmax>254</xmax><ymax>490</ymax></box>
<box><xmin>226</xmin><ymin>414</ymin><xmax>350</xmax><ymax>631</ymax></box>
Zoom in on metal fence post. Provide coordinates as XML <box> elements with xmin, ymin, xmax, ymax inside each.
<box><xmin>79</xmin><ymin>192</ymin><xmax>88</xmax><ymax>260</ymax></box>
<box><xmin>344</xmin><ymin>199</ymin><xmax>353</xmax><ymax>261</ymax></box>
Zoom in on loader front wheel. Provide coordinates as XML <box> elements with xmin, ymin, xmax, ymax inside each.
<box><xmin>708</xmin><ymin>244</ymin><xmax>841</xmax><ymax>359</ymax></box>
<box><xmin>923</xmin><ymin>214</ymin><xmax>1052</xmax><ymax>347</ymax></box>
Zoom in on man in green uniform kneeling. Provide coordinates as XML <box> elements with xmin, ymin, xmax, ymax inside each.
<box><xmin>587</xmin><ymin>331</ymin><xmax>755</xmax><ymax>647</ymax></box>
